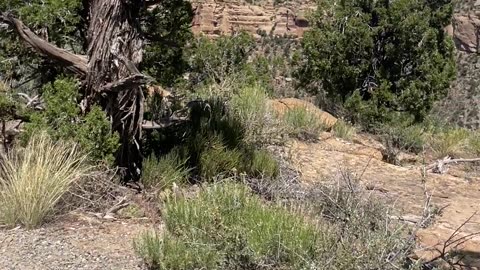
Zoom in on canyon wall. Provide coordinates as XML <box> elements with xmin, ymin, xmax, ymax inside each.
<box><xmin>190</xmin><ymin>0</ymin><xmax>312</xmax><ymax>39</ymax></box>
<box><xmin>191</xmin><ymin>0</ymin><xmax>480</xmax><ymax>54</ymax></box>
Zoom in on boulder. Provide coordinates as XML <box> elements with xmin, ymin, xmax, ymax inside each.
<box><xmin>453</xmin><ymin>14</ymin><xmax>480</xmax><ymax>53</ymax></box>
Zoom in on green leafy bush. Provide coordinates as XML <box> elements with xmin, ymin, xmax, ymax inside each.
<box><xmin>76</xmin><ymin>106</ymin><xmax>120</xmax><ymax>165</ymax></box>
<box><xmin>140</xmin><ymin>0</ymin><xmax>194</xmax><ymax>86</ymax></box>
<box><xmin>298</xmin><ymin>0</ymin><xmax>456</xmax><ymax>125</ymax></box>
<box><xmin>134</xmin><ymin>182</ymin><xmax>320</xmax><ymax>269</ymax></box>
<box><xmin>187</xmin><ymin>32</ymin><xmax>255</xmax><ymax>86</ymax></box>
<box><xmin>141</xmin><ymin>149</ymin><xmax>190</xmax><ymax>190</ymax></box>
<box><xmin>22</xmin><ymin>77</ymin><xmax>120</xmax><ymax>165</ymax></box>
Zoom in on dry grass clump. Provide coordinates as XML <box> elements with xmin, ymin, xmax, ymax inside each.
<box><xmin>283</xmin><ymin>106</ymin><xmax>327</xmax><ymax>139</ymax></box>
<box><xmin>0</xmin><ymin>132</ymin><xmax>90</xmax><ymax>228</ymax></box>
<box><xmin>428</xmin><ymin>127</ymin><xmax>470</xmax><ymax>158</ymax></box>
<box><xmin>332</xmin><ymin>119</ymin><xmax>356</xmax><ymax>141</ymax></box>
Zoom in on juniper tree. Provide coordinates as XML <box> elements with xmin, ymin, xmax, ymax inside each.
<box><xmin>297</xmin><ymin>0</ymin><xmax>456</xmax><ymax>125</ymax></box>
<box><xmin>0</xmin><ymin>0</ymin><xmax>193</xmax><ymax>180</ymax></box>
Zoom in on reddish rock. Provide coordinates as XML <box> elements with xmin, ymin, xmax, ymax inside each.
<box><xmin>190</xmin><ymin>0</ymin><xmax>311</xmax><ymax>39</ymax></box>
<box><xmin>453</xmin><ymin>13</ymin><xmax>480</xmax><ymax>53</ymax></box>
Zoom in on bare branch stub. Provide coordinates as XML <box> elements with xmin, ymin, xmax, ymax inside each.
<box><xmin>100</xmin><ymin>74</ymin><xmax>151</xmax><ymax>93</ymax></box>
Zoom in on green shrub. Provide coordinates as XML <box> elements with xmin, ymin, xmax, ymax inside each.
<box><xmin>135</xmin><ymin>173</ymin><xmax>423</xmax><ymax>269</ymax></box>
<box><xmin>380</xmin><ymin>124</ymin><xmax>427</xmax><ymax>154</ymax></box>
<box><xmin>141</xmin><ymin>149</ymin><xmax>190</xmax><ymax>190</ymax></box>
<box><xmin>134</xmin><ymin>230</ymin><xmax>219</xmax><ymax>270</ymax></box>
<box><xmin>283</xmin><ymin>106</ymin><xmax>326</xmax><ymax>139</ymax></box>
<box><xmin>76</xmin><ymin>106</ymin><xmax>120</xmax><ymax>165</ymax></box>
<box><xmin>198</xmin><ymin>136</ymin><xmax>244</xmax><ymax>180</ymax></box>
<box><xmin>230</xmin><ymin>85</ymin><xmax>268</xmax><ymax>143</ymax></box>
<box><xmin>22</xmin><ymin>77</ymin><xmax>120</xmax><ymax>165</ymax></box>
<box><xmin>248</xmin><ymin>149</ymin><xmax>279</xmax><ymax>179</ymax></box>
<box><xmin>187</xmin><ymin>32</ymin><xmax>255</xmax><ymax>85</ymax></box>
<box><xmin>428</xmin><ymin>127</ymin><xmax>470</xmax><ymax>158</ymax></box>
<box><xmin>144</xmin><ymin>89</ymin><xmax>282</xmax><ymax>183</ymax></box>
<box><xmin>0</xmin><ymin>132</ymin><xmax>90</xmax><ymax>228</ymax></box>
<box><xmin>229</xmin><ymin>85</ymin><xmax>287</xmax><ymax>145</ymax></box>
<box><xmin>298</xmin><ymin>0</ymin><xmax>455</xmax><ymax>124</ymax></box>
<box><xmin>333</xmin><ymin>120</ymin><xmax>356</xmax><ymax>141</ymax></box>
<box><xmin>134</xmin><ymin>182</ymin><xmax>320</xmax><ymax>269</ymax></box>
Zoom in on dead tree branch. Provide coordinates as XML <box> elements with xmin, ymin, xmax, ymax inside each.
<box><xmin>422</xmin><ymin>212</ymin><xmax>480</xmax><ymax>268</ymax></box>
<box><xmin>100</xmin><ymin>74</ymin><xmax>151</xmax><ymax>93</ymax></box>
<box><xmin>0</xmin><ymin>13</ymin><xmax>88</xmax><ymax>76</ymax></box>
<box><xmin>426</xmin><ymin>156</ymin><xmax>480</xmax><ymax>174</ymax></box>
<box><xmin>16</xmin><ymin>93</ymin><xmax>43</xmax><ymax>110</ymax></box>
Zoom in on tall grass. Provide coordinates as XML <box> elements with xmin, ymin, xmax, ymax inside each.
<box><xmin>0</xmin><ymin>132</ymin><xmax>90</xmax><ymax>228</ymax></box>
<box><xmin>428</xmin><ymin>127</ymin><xmax>470</xmax><ymax>158</ymax></box>
<box><xmin>230</xmin><ymin>85</ymin><xmax>288</xmax><ymax>145</ymax></box>
<box><xmin>230</xmin><ymin>85</ymin><xmax>268</xmax><ymax>144</ymax></box>
<box><xmin>283</xmin><ymin>106</ymin><xmax>326</xmax><ymax>139</ymax></box>
<box><xmin>332</xmin><ymin>119</ymin><xmax>357</xmax><ymax>141</ymax></box>
<box><xmin>141</xmin><ymin>149</ymin><xmax>190</xmax><ymax>190</ymax></box>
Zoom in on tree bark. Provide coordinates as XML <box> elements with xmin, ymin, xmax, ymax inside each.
<box><xmin>1</xmin><ymin>1</ymin><xmax>150</xmax><ymax>181</ymax></box>
<box><xmin>86</xmin><ymin>0</ymin><xmax>146</xmax><ymax>180</ymax></box>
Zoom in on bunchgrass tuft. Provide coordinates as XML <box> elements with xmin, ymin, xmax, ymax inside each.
<box><xmin>428</xmin><ymin>127</ymin><xmax>470</xmax><ymax>158</ymax></box>
<box><xmin>199</xmin><ymin>136</ymin><xmax>244</xmax><ymax>180</ymax></box>
<box><xmin>332</xmin><ymin>119</ymin><xmax>356</xmax><ymax>141</ymax></box>
<box><xmin>141</xmin><ymin>149</ymin><xmax>190</xmax><ymax>190</ymax></box>
<box><xmin>283</xmin><ymin>106</ymin><xmax>326</xmax><ymax>139</ymax></box>
<box><xmin>248</xmin><ymin>149</ymin><xmax>279</xmax><ymax>179</ymax></box>
<box><xmin>0</xmin><ymin>132</ymin><xmax>90</xmax><ymax>228</ymax></box>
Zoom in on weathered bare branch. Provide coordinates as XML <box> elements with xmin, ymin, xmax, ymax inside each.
<box><xmin>426</xmin><ymin>156</ymin><xmax>480</xmax><ymax>174</ymax></box>
<box><xmin>99</xmin><ymin>74</ymin><xmax>151</xmax><ymax>93</ymax></box>
<box><xmin>16</xmin><ymin>93</ymin><xmax>43</xmax><ymax>110</ymax></box>
<box><xmin>0</xmin><ymin>12</ymin><xmax>88</xmax><ymax>76</ymax></box>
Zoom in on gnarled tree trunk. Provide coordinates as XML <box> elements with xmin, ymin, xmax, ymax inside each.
<box><xmin>1</xmin><ymin>0</ymin><xmax>152</xmax><ymax>181</ymax></box>
<box><xmin>86</xmin><ymin>0</ymin><xmax>147</xmax><ymax>180</ymax></box>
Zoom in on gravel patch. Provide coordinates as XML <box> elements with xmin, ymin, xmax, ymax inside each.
<box><xmin>0</xmin><ymin>217</ymin><xmax>152</xmax><ymax>270</ymax></box>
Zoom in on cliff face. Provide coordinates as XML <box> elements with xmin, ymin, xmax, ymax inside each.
<box><xmin>190</xmin><ymin>0</ymin><xmax>479</xmax><ymax>54</ymax></box>
<box><xmin>190</xmin><ymin>0</ymin><xmax>312</xmax><ymax>39</ymax></box>
<box><xmin>453</xmin><ymin>0</ymin><xmax>480</xmax><ymax>53</ymax></box>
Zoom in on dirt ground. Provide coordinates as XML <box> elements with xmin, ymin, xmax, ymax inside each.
<box><xmin>0</xmin><ymin>215</ymin><xmax>155</xmax><ymax>270</ymax></box>
<box><xmin>286</xmin><ymin>133</ymin><xmax>480</xmax><ymax>267</ymax></box>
